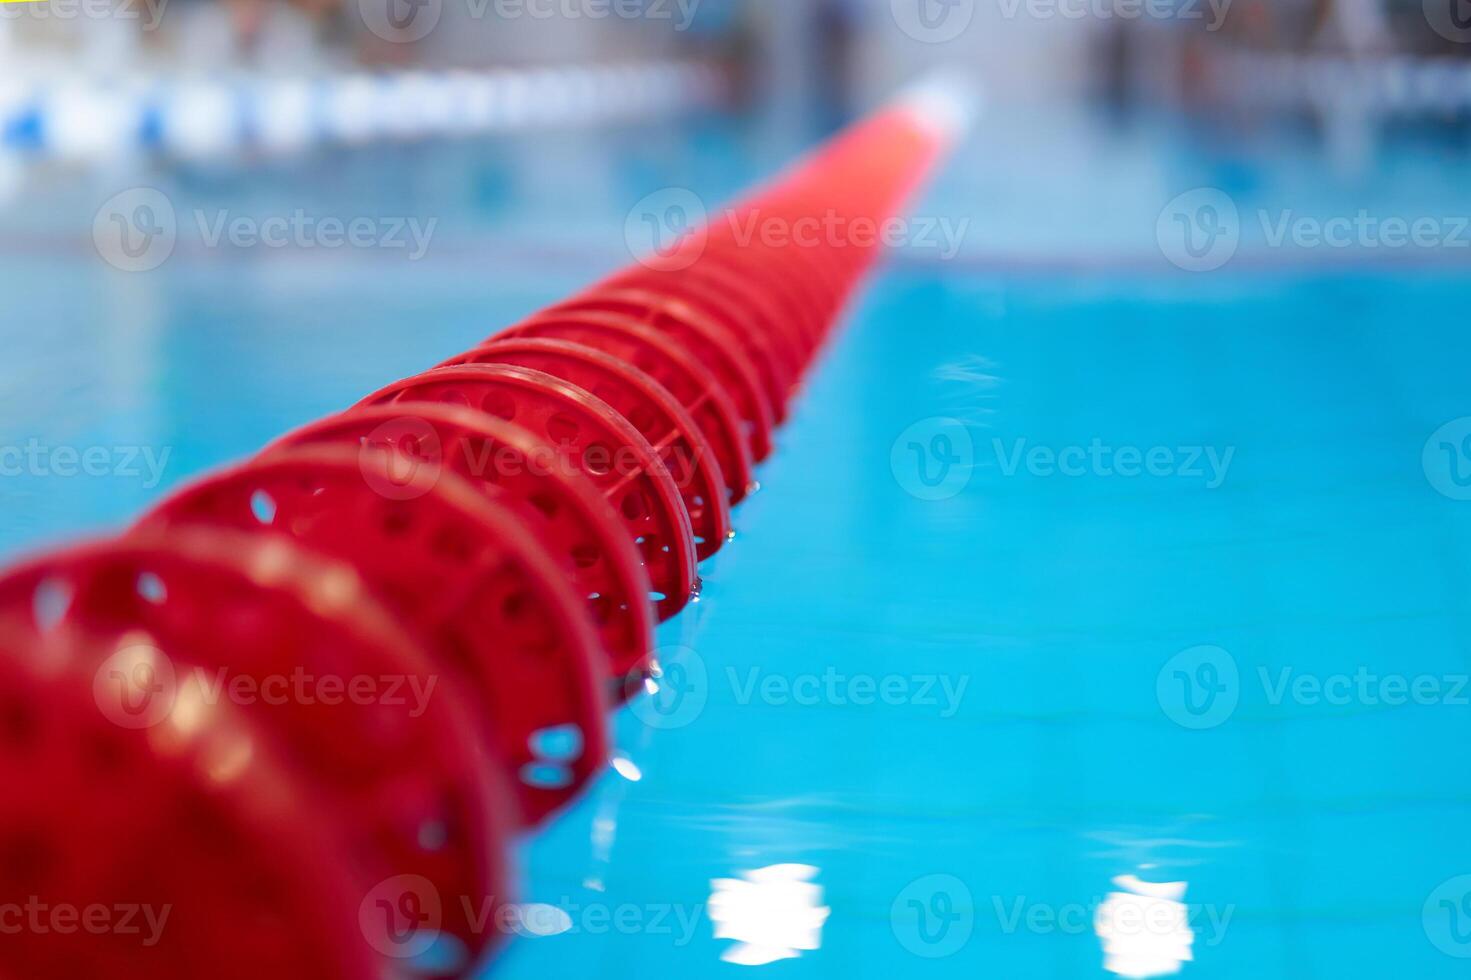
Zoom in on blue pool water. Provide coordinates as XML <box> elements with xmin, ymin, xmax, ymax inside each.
<box><xmin>2</xmin><ymin>106</ymin><xmax>1470</xmax><ymax>978</ymax></box>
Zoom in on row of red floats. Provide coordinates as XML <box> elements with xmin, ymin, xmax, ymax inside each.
<box><xmin>0</xmin><ymin>102</ymin><xmax>953</xmax><ymax>978</ymax></box>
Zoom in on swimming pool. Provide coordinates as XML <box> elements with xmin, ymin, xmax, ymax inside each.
<box><xmin>2</xmin><ymin>104</ymin><xmax>1468</xmax><ymax>978</ymax></box>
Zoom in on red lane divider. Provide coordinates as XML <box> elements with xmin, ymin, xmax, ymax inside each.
<box><xmin>0</xmin><ymin>91</ymin><xmax>962</xmax><ymax>978</ymax></box>
<box><xmin>136</xmin><ymin>447</ymin><xmax>611</xmax><ymax>828</ymax></box>
<box><xmin>0</xmin><ymin>531</ymin><xmax>513</xmax><ymax>978</ymax></box>
<box><xmin>265</xmin><ymin>403</ymin><xmax>657</xmax><ymax>699</ymax></box>
<box><xmin>444</xmin><ymin>337</ymin><xmax>733</xmax><ymax>561</ymax></box>
<box><xmin>547</xmin><ymin>287</ymin><xmax>780</xmax><ymax>460</ymax></box>
<box><xmin>0</xmin><ymin>616</ymin><xmax>394</xmax><ymax>980</ymax></box>
<box><xmin>494</xmin><ymin>312</ymin><xmax>758</xmax><ymax>505</ymax></box>
<box><xmin>359</xmin><ymin>364</ymin><xmax>702</xmax><ymax>620</ymax></box>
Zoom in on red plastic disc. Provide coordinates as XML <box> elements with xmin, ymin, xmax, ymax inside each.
<box><xmin>494</xmin><ymin>312</ymin><xmax>756</xmax><ymax>505</ymax></box>
<box><xmin>443</xmin><ymin>338</ymin><xmax>732</xmax><ymax>561</ymax></box>
<box><xmin>697</xmin><ymin>241</ymin><xmax>837</xmax><ymax>350</ymax></box>
<box><xmin>563</xmin><ymin>284</ymin><xmax>790</xmax><ymax>436</ymax></box>
<box><xmin>544</xmin><ymin>287</ymin><xmax>777</xmax><ymax>462</ymax></box>
<box><xmin>0</xmin><ymin>525</ymin><xmax>522</xmax><ymax>976</ymax></box>
<box><xmin>0</xmin><ymin>615</ymin><xmax>396</xmax><ymax>980</ymax></box>
<box><xmin>609</xmin><ymin>263</ymin><xmax>809</xmax><ymax>398</ymax></box>
<box><xmin>264</xmin><ymin>403</ymin><xmax>654</xmax><ymax>696</ymax></box>
<box><xmin>134</xmin><ymin>447</ymin><xmax>609</xmax><ymax>827</ymax></box>
<box><xmin>358</xmin><ymin>364</ymin><xmax>699</xmax><ymax>620</ymax></box>
<box><xmin>635</xmin><ymin>218</ymin><xmax>838</xmax><ymax>367</ymax></box>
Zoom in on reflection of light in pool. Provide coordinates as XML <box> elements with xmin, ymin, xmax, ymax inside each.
<box><xmin>709</xmin><ymin>864</ymin><xmax>830</xmax><ymax>966</ymax></box>
<box><xmin>515</xmin><ymin>903</ymin><xmax>574</xmax><ymax>938</ymax></box>
<box><xmin>611</xmin><ymin>754</ymin><xmax>643</xmax><ymax>782</ymax></box>
<box><xmin>1095</xmin><ymin>875</ymin><xmax>1194</xmax><ymax>978</ymax></box>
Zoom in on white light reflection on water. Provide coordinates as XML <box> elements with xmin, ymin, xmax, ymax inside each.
<box><xmin>1095</xmin><ymin>875</ymin><xmax>1195</xmax><ymax>978</ymax></box>
<box><xmin>709</xmin><ymin>864</ymin><xmax>830</xmax><ymax>966</ymax></box>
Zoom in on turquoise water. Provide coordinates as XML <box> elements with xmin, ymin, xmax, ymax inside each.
<box><xmin>2</xmin><ymin>107</ymin><xmax>1470</xmax><ymax>977</ymax></box>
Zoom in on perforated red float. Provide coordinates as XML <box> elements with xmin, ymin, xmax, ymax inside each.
<box><xmin>601</xmin><ymin>267</ymin><xmax>805</xmax><ymax>418</ymax></box>
<box><xmin>544</xmin><ymin>287</ymin><xmax>777</xmax><ymax>462</ymax></box>
<box><xmin>612</xmin><ymin>248</ymin><xmax>829</xmax><ymax>370</ymax></box>
<box><xmin>264</xmin><ymin>404</ymin><xmax>655</xmax><ymax>695</ymax></box>
<box><xmin>134</xmin><ymin>447</ymin><xmax>609</xmax><ymax>827</ymax></box>
<box><xmin>358</xmin><ymin>364</ymin><xmax>699</xmax><ymax>620</ymax></box>
<box><xmin>0</xmin><ymin>615</ymin><xmax>394</xmax><ymax>980</ymax></box>
<box><xmin>441</xmin><ymin>338</ymin><xmax>732</xmax><ymax>561</ymax></box>
<box><xmin>494</xmin><ymin>311</ymin><xmax>757</xmax><ymax>504</ymax></box>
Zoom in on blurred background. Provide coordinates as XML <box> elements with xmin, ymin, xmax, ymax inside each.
<box><xmin>7</xmin><ymin>0</ymin><xmax>1471</xmax><ymax>155</ymax></box>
